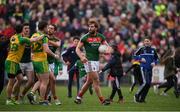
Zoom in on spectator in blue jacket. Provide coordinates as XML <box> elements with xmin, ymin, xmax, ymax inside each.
<box><xmin>134</xmin><ymin>38</ymin><xmax>159</xmax><ymax>103</ymax></box>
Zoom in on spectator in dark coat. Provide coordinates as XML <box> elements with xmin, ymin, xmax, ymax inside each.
<box><xmin>0</xmin><ymin>35</ymin><xmax>9</xmax><ymax>94</ymax></box>
<box><xmin>156</xmin><ymin>49</ymin><xmax>179</xmax><ymax>98</ymax></box>
<box><xmin>100</xmin><ymin>44</ymin><xmax>124</xmax><ymax>103</ymax></box>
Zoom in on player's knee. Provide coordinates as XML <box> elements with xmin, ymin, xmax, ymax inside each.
<box><xmin>93</xmin><ymin>78</ymin><xmax>100</xmax><ymax>85</ymax></box>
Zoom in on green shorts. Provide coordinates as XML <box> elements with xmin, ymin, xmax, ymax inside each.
<box><xmin>33</xmin><ymin>60</ymin><xmax>49</xmax><ymax>74</ymax></box>
<box><xmin>5</xmin><ymin>60</ymin><xmax>20</xmax><ymax>75</ymax></box>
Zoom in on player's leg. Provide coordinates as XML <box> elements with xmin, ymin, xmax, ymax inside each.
<box><xmin>49</xmin><ymin>71</ymin><xmax>61</xmax><ymax>105</ymax></box>
<box><xmin>27</xmin><ymin>73</ymin><xmax>40</xmax><ymax>105</ymax></box>
<box><xmin>6</xmin><ymin>74</ymin><xmax>16</xmax><ymax>105</ymax></box>
<box><xmin>75</xmin><ymin>74</ymin><xmax>92</xmax><ymax>104</ymax></box>
<box><xmin>12</xmin><ymin>72</ymin><xmax>23</xmax><ymax>101</ymax></box>
<box><xmin>39</xmin><ymin>72</ymin><xmax>49</xmax><ymax>102</ymax></box>
<box><xmin>21</xmin><ymin>62</ymin><xmax>34</xmax><ymax>97</ymax></box>
<box><xmin>5</xmin><ymin>61</ymin><xmax>20</xmax><ymax>105</ymax></box>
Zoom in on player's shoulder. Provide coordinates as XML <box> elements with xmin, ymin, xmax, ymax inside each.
<box><xmin>31</xmin><ymin>32</ymin><xmax>40</xmax><ymax>38</ymax></box>
<box><xmin>81</xmin><ymin>33</ymin><xmax>90</xmax><ymax>39</ymax></box>
<box><xmin>97</xmin><ymin>33</ymin><xmax>105</xmax><ymax>37</ymax></box>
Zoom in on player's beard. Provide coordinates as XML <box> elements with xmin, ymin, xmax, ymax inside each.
<box><xmin>89</xmin><ymin>30</ymin><xmax>96</xmax><ymax>35</ymax></box>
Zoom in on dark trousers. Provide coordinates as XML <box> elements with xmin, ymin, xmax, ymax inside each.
<box><xmin>158</xmin><ymin>75</ymin><xmax>178</xmax><ymax>93</ymax></box>
<box><xmin>68</xmin><ymin>69</ymin><xmax>79</xmax><ymax>97</ymax></box>
<box><xmin>0</xmin><ymin>65</ymin><xmax>5</xmax><ymax>94</ymax></box>
<box><xmin>130</xmin><ymin>66</ymin><xmax>143</xmax><ymax>91</ymax></box>
<box><xmin>109</xmin><ymin>76</ymin><xmax>123</xmax><ymax>100</ymax></box>
<box><xmin>136</xmin><ymin>68</ymin><xmax>152</xmax><ymax>101</ymax></box>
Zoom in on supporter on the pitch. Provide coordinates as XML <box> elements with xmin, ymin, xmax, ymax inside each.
<box><xmin>0</xmin><ymin>34</ymin><xmax>9</xmax><ymax>95</ymax></box>
<box><xmin>62</xmin><ymin>37</ymin><xmax>80</xmax><ymax>98</ymax></box>
<box><xmin>155</xmin><ymin>49</ymin><xmax>179</xmax><ymax>98</ymax></box>
<box><xmin>134</xmin><ymin>38</ymin><xmax>159</xmax><ymax>103</ymax></box>
<box><xmin>99</xmin><ymin>43</ymin><xmax>124</xmax><ymax>103</ymax></box>
<box><xmin>125</xmin><ymin>55</ymin><xmax>143</xmax><ymax>93</ymax></box>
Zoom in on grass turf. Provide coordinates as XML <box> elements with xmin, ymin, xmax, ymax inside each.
<box><xmin>0</xmin><ymin>85</ymin><xmax>179</xmax><ymax>111</ymax></box>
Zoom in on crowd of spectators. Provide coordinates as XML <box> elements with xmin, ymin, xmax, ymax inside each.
<box><xmin>0</xmin><ymin>0</ymin><xmax>180</xmax><ymax>63</ymax></box>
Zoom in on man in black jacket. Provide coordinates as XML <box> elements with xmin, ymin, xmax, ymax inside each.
<box><xmin>0</xmin><ymin>34</ymin><xmax>9</xmax><ymax>94</ymax></box>
<box><xmin>99</xmin><ymin>44</ymin><xmax>124</xmax><ymax>103</ymax></box>
<box><xmin>62</xmin><ymin>37</ymin><xmax>80</xmax><ymax>98</ymax></box>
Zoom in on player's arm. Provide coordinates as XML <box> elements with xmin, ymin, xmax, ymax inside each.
<box><xmin>29</xmin><ymin>35</ymin><xmax>44</xmax><ymax>42</ymax></box>
<box><xmin>43</xmin><ymin>43</ymin><xmax>59</xmax><ymax>59</ymax></box>
<box><xmin>43</xmin><ymin>37</ymin><xmax>59</xmax><ymax>59</ymax></box>
<box><xmin>76</xmin><ymin>41</ymin><xmax>88</xmax><ymax>63</ymax></box>
<box><xmin>48</xmin><ymin>39</ymin><xmax>61</xmax><ymax>48</ymax></box>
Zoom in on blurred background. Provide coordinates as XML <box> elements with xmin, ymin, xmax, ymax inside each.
<box><xmin>0</xmin><ymin>0</ymin><xmax>180</xmax><ymax>85</ymax></box>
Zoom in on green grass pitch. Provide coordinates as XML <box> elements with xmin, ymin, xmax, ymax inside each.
<box><xmin>0</xmin><ymin>85</ymin><xmax>180</xmax><ymax>111</ymax></box>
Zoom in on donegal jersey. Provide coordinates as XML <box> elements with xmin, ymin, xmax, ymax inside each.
<box><xmin>6</xmin><ymin>34</ymin><xmax>30</xmax><ymax>63</ymax></box>
<box><xmin>75</xmin><ymin>60</ymin><xmax>86</xmax><ymax>78</ymax></box>
<box><xmin>47</xmin><ymin>36</ymin><xmax>59</xmax><ymax>64</ymax></box>
<box><xmin>31</xmin><ymin>32</ymin><xmax>48</xmax><ymax>62</ymax></box>
<box><xmin>80</xmin><ymin>33</ymin><xmax>106</xmax><ymax>61</ymax></box>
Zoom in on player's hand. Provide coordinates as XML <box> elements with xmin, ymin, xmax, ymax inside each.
<box><xmin>65</xmin><ymin>61</ymin><xmax>71</xmax><ymax>65</ymax></box>
<box><xmin>141</xmin><ymin>58</ymin><xmax>146</xmax><ymax>63</ymax></box>
<box><xmin>123</xmin><ymin>72</ymin><xmax>126</xmax><ymax>76</ymax></box>
<box><xmin>37</xmin><ymin>34</ymin><xmax>44</xmax><ymax>40</ymax></box>
<box><xmin>99</xmin><ymin>70</ymin><xmax>104</xmax><ymax>75</ymax></box>
<box><xmin>81</xmin><ymin>56</ymin><xmax>88</xmax><ymax>63</ymax></box>
<box><xmin>99</xmin><ymin>70</ymin><xmax>102</xmax><ymax>74</ymax></box>
<box><xmin>54</xmin><ymin>54</ymin><xmax>60</xmax><ymax>60</ymax></box>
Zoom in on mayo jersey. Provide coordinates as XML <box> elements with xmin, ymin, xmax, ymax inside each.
<box><xmin>6</xmin><ymin>34</ymin><xmax>30</xmax><ymax>63</ymax></box>
<box><xmin>31</xmin><ymin>32</ymin><xmax>48</xmax><ymax>62</ymax></box>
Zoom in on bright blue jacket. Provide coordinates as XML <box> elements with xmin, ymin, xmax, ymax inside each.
<box><xmin>134</xmin><ymin>46</ymin><xmax>159</xmax><ymax>70</ymax></box>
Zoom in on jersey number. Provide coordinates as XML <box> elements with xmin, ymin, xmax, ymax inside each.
<box><xmin>32</xmin><ymin>42</ymin><xmax>42</xmax><ymax>52</ymax></box>
<box><xmin>10</xmin><ymin>43</ymin><xmax>18</xmax><ymax>51</ymax></box>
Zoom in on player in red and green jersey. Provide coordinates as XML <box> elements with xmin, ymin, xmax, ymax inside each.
<box><xmin>46</xmin><ymin>24</ymin><xmax>61</xmax><ymax>105</ymax></box>
<box><xmin>5</xmin><ymin>23</ymin><xmax>44</xmax><ymax>105</ymax></box>
<box><xmin>75</xmin><ymin>19</ymin><xmax>110</xmax><ymax>105</ymax></box>
<box><xmin>27</xmin><ymin>21</ymin><xmax>59</xmax><ymax>106</ymax></box>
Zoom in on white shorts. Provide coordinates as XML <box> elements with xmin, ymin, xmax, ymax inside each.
<box><xmin>84</xmin><ymin>61</ymin><xmax>99</xmax><ymax>73</ymax></box>
<box><xmin>49</xmin><ymin>63</ymin><xmax>55</xmax><ymax>72</ymax></box>
<box><xmin>19</xmin><ymin>62</ymin><xmax>34</xmax><ymax>74</ymax></box>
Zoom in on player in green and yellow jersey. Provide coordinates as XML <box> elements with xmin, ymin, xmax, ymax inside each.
<box><xmin>5</xmin><ymin>23</ymin><xmax>44</xmax><ymax>105</ymax></box>
<box><xmin>27</xmin><ymin>21</ymin><xmax>59</xmax><ymax>105</ymax></box>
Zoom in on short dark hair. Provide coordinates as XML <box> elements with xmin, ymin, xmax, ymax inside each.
<box><xmin>38</xmin><ymin>21</ymin><xmax>48</xmax><ymax>31</ymax></box>
<box><xmin>23</xmin><ymin>22</ymin><xmax>29</xmax><ymax>27</ymax></box>
<box><xmin>15</xmin><ymin>24</ymin><xmax>23</xmax><ymax>33</ymax></box>
<box><xmin>88</xmin><ymin>19</ymin><xmax>99</xmax><ymax>29</ymax></box>
<box><xmin>51</xmin><ymin>24</ymin><xmax>57</xmax><ymax>31</ymax></box>
<box><xmin>73</xmin><ymin>36</ymin><xmax>80</xmax><ymax>41</ymax></box>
